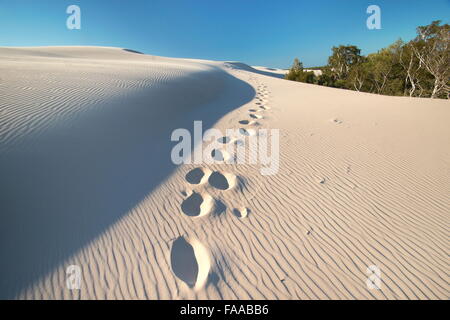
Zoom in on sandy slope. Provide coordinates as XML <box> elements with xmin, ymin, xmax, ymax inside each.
<box><xmin>0</xmin><ymin>47</ymin><xmax>448</xmax><ymax>299</ymax></box>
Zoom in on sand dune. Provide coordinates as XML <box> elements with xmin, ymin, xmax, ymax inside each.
<box><xmin>0</xmin><ymin>47</ymin><xmax>448</xmax><ymax>299</ymax></box>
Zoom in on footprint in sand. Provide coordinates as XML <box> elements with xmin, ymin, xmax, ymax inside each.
<box><xmin>238</xmin><ymin>128</ymin><xmax>256</xmax><ymax>136</ymax></box>
<box><xmin>211</xmin><ymin>148</ymin><xmax>232</xmax><ymax>162</ymax></box>
<box><xmin>170</xmin><ymin>236</ymin><xmax>210</xmax><ymax>290</ymax></box>
<box><xmin>239</xmin><ymin>128</ymin><xmax>256</xmax><ymax>137</ymax></box>
<box><xmin>249</xmin><ymin>113</ymin><xmax>263</xmax><ymax>119</ymax></box>
<box><xmin>181</xmin><ymin>191</ymin><xmax>214</xmax><ymax>217</ymax></box>
<box><xmin>259</xmin><ymin>95</ymin><xmax>268</xmax><ymax>99</ymax></box>
<box><xmin>217</xmin><ymin>136</ymin><xmax>231</xmax><ymax>144</ymax></box>
<box><xmin>232</xmin><ymin>207</ymin><xmax>249</xmax><ymax>218</ymax></box>
<box><xmin>208</xmin><ymin>171</ymin><xmax>236</xmax><ymax>191</ymax></box>
<box><xmin>251</xmin><ymin>108</ymin><xmax>265</xmax><ymax>113</ymax></box>
<box><xmin>238</xmin><ymin>119</ymin><xmax>256</xmax><ymax>125</ymax></box>
<box><xmin>185</xmin><ymin>167</ymin><xmax>211</xmax><ymax>185</ymax></box>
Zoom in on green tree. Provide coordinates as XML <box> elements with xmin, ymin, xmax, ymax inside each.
<box><xmin>328</xmin><ymin>45</ymin><xmax>363</xmax><ymax>80</ymax></box>
<box><xmin>367</xmin><ymin>47</ymin><xmax>396</xmax><ymax>94</ymax></box>
<box><xmin>292</xmin><ymin>58</ymin><xmax>303</xmax><ymax>72</ymax></box>
<box><xmin>285</xmin><ymin>58</ymin><xmax>316</xmax><ymax>84</ymax></box>
<box><xmin>317</xmin><ymin>67</ymin><xmax>335</xmax><ymax>87</ymax></box>
<box><xmin>285</xmin><ymin>21</ymin><xmax>449</xmax><ymax>99</ymax></box>
<box><xmin>411</xmin><ymin>20</ymin><xmax>450</xmax><ymax>98</ymax></box>
<box><xmin>347</xmin><ymin>57</ymin><xmax>370</xmax><ymax>92</ymax></box>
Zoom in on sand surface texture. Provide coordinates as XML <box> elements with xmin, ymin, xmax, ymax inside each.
<box><xmin>0</xmin><ymin>47</ymin><xmax>448</xmax><ymax>299</ymax></box>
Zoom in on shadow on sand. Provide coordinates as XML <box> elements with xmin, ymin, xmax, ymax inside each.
<box><xmin>122</xmin><ymin>48</ymin><xmax>145</xmax><ymax>54</ymax></box>
<box><xmin>0</xmin><ymin>65</ymin><xmax>255</xmax><ymax>298</ymax></box>
<box><xmin>226</xmin><ymin>62</ymin><xmax>286</xmax><ymax>79</ymax></box>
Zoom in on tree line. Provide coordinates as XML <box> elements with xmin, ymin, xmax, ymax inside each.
<box><xmin>285</xmin><ymin>21</ymin><xmax>449</xmax><ymax>99</ymax></box>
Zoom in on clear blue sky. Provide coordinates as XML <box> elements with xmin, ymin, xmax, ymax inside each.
<box><xmin>0</xmin><ymin>0</ymin><xmax>449</xmax><ymax>68</ymax></box>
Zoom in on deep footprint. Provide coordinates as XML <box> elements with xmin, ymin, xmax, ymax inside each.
<box><xmin>170</xmin><ymin>237</ymin><xmax>198</xmax><ymax>288</ymax></box>
<box><xmin>181</xmin><ymin>192</ymin><xmax>212</xmax><ymax>217</ymax></box>
<box><xmin>170</xmin><ymin>237</ymin><xmax>211</xmax><ymax>290</ymax></box>
<box><xmin>208</xmin><ymin>171</ymin><xmax>234</xmax><ymax>190</ymax></box>
<box><xmin>185</xmin><ymin>168</ymin><xmax>207</xmax><ymax>185</ymax></box>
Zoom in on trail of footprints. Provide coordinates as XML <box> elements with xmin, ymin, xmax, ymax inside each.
<box><xmin>170</xmin><ymin>83</ymin><xmax>272</xmax><ymax>291</ymax></box>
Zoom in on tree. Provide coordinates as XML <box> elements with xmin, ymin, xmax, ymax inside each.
<box><xmin>382</xmin><ymin>40</ymin><xmax>407</xmax><ymax>96</ymax></box>
<box><xmin>317</xmin><ymin>67</ymin><xmax>335</xmax><ymax>87</ymax></box>
<box><xmin>347</xmin><ymin>57</ymin><xmax>369</xmax><ymax>91</ymax></box>
<box><xmin>328</xmin><ymin>45</ymin><xmax>363</xmax><ymax>80</ymax></box>
<box><xmin>398</xmin><ymin>41</ymin><xmax>425</xmax><ymax>97</ymax></box>
<box><xmin>285</xmin><ymin>21</ymin><xmax>449</xmax><ymax>99</ymax></box>
<box><xmin>285</xmin><ymin>58</ymin><xmax>302</xmax><ymax>81</ymax></box>
<box><xmin>412</xmin><ymin>20</ymin><xmax>450</xmax><ymax>98</ymax></box>
<box><xmin>367</xmin><ymin>46</ymin><xmax>397</xmax><ymax>94</ymax></box>
<box><xmin>292</xmin><ymin>58</ymin><xmax>303</xmax><ymax>72</ymax></box>
<box><xmin>285</xmin><ymin>58</ymin><xmax>316</xmax><ymax>84</ymax></box>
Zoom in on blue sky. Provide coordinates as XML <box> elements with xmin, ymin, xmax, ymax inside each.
<box><xmin>0</xmin><ymin>0</ymin><xmax>448</xmax><ymax>68</ymax></box>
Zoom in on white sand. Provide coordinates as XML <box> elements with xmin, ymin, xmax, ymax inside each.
<box><xmin>0</xmin><ymin>47</ymin><xmax>448</xmax><ymax>299</ymax></box>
